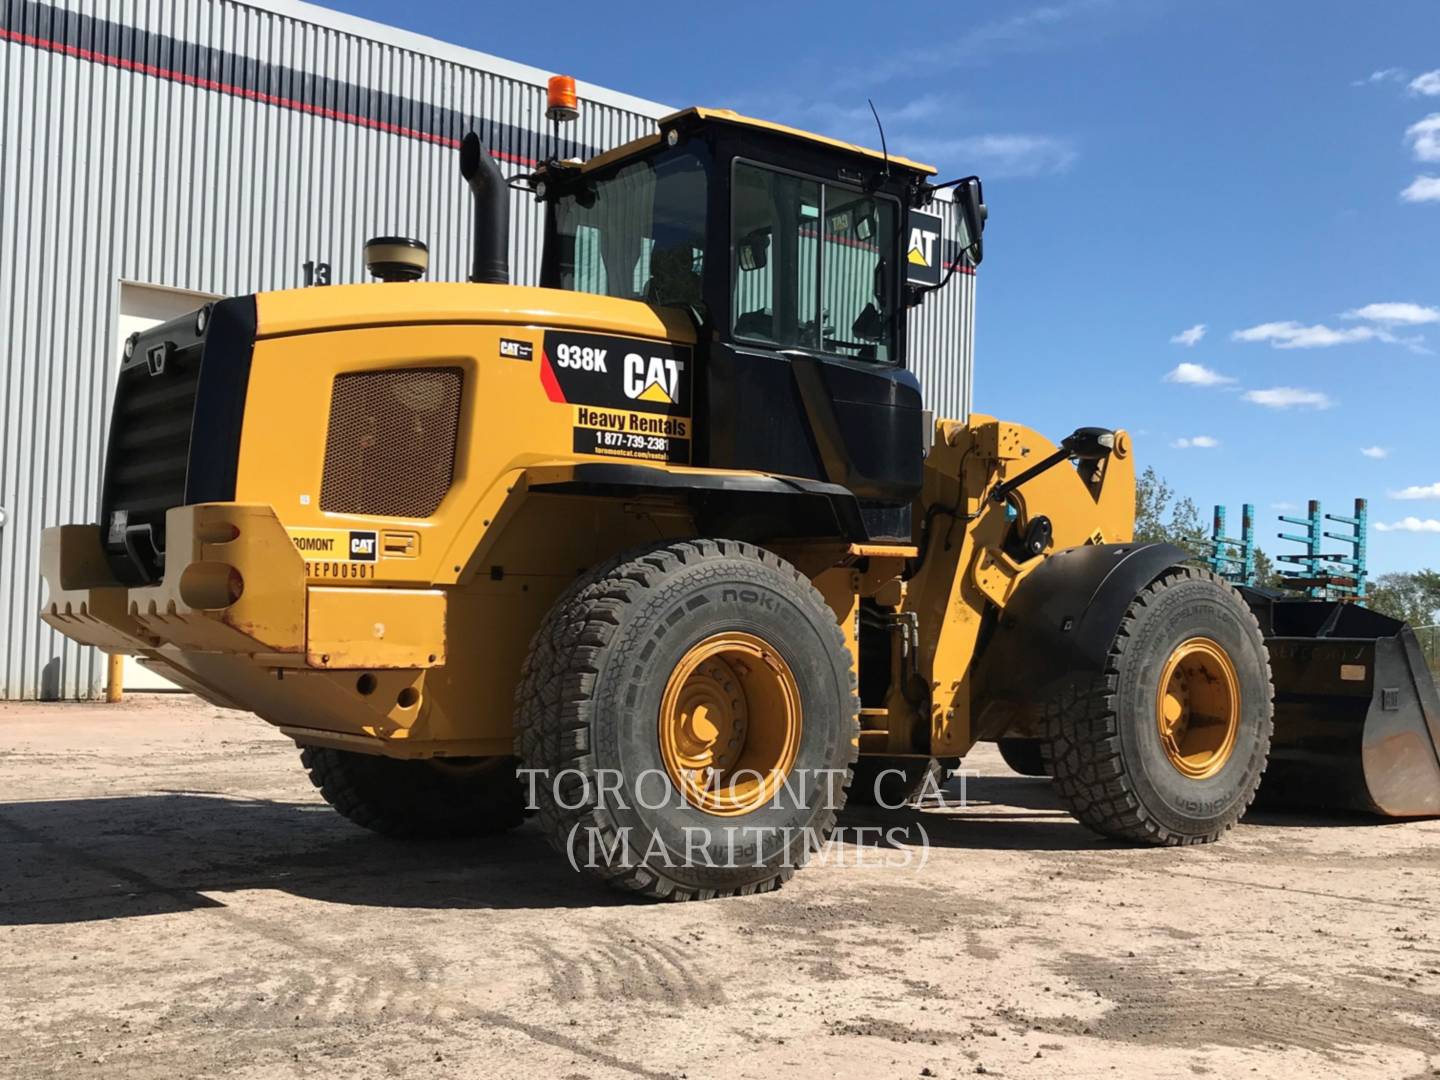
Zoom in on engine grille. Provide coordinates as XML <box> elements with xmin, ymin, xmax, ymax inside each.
<box><xmin>320</xmin><ymin>368</ymin><xmax>463</xmax><ymax>518</ymax></box>
<box><xmin>100</xmin><ymin>296</ymin><xmax>257</xmax><ymax>586</ymax></box>
<box><xmin>106</xmin><ymin>338</ymin><xmax>203</xmax><ymax>522</ymax></box>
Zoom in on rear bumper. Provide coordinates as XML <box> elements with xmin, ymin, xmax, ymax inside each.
<box><xmin>44</xmin><ymin>503</ymin><xmax>308</xmax><ymax>657</ymax></box>
<box><xmin>41</xmin><ymin>504</ymin><xmax>460</xmax><ymax>755</ymax></box>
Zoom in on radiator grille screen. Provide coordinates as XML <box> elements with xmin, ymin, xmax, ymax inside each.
<box><xmin>320</xmin><ymin>367</ymin><xmax>463</xmax><ymax>518</ymax></box>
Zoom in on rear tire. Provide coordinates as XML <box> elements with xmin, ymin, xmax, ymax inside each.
<box><xmin>300</xmin><ymin>747</ymin><xmax>525</xmax><ymax>839</ymax></box>
<box><xmin>514</xmin><ymin>539</ymin><xmax>858</xmax><ymax>901</ymax></box>
<box><xmin>848</xmin><ymin>757</ymin><xmax>947</xmax><ymax>807</ymax></box>
<box><xmin>997</xmin><ymin>738</ymin><xmax>1050</xmax><ymax>777</ymax></box>
<box><xmin>1046</xmin><ymin>566</ymin><xmax>1273</xmax><ymax>845</ymax></box>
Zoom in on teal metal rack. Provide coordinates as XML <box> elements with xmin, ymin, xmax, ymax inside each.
<box><xmin>1207</xmin><ymin>503</ymin><xmax>1257</xmax><ymax>586</ymax></box>
<box><xmin>1276</xmin><ymin>498</ymin><xmax>1368</xmax><ymax>601</ymax></box>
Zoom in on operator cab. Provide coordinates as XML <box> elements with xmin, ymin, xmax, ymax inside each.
<box><xmin>534</xmin><ymin>107</ymin><xmax>984</xmax><ymax>541</ymax></box>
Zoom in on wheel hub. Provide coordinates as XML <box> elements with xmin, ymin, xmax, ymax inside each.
<box><xmin>1156</xmin><ymin>636</ymin><xmax>1241</xmax><ymax>780</ymax></box>
<box><xmin>659</xmin><ymin>633</ymin><xmax>802</xmax><ymax>816</ymax></box>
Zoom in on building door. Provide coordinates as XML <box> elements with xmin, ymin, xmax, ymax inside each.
<box><xmin>114</xmin><ymin>282</ymin><xmax>218</xmax><ymax>691</ymax></box>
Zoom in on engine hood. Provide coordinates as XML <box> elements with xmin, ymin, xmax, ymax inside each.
<box><xmin>255</xmin><ymin>282</ymin><xmax>698</xmax><ymax>345</ymax></box>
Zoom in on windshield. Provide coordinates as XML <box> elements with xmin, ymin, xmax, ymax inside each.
<box><xmin>549</xmin><ymin>147</ymin><xmax>708</xmax><ymax>311</ymax></box>
<box><xmin>732</xmin><ymin>160</ymin><xmax>898</xmax><ymax>363</ymax></box>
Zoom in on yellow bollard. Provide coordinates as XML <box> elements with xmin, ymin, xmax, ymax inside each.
<box><xmin>106</xmin><ymin>653</ymin><xmax>124</xmax><ymax>704</ymax></box>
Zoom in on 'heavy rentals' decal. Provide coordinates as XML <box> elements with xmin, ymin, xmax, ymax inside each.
<box><xmin>289</xmin><ymin>528</ymin><xmax>379</xmax><ymax>579</ymax></box>
<box><xmin>540</xmin><ymin>330</ymin><xmax>693</xmax><ymax>464</ymax></box>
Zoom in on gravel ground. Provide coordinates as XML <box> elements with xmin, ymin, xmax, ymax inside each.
<box><xmin>3</xmin><ymin>695</ymin><xmax>1439</xmax><ymax>1080</ymax></box>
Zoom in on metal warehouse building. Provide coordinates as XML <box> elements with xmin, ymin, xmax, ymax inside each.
<box><xmin>0</xmin><ymin>0</ymin><xmax>976</xmax><ymax>699</ymax></box>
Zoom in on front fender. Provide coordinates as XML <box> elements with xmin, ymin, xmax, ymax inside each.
<box><xmin>973</xmin><ymin>542</ymin><xmax>1191</xmax><ymax>734</ymax></box>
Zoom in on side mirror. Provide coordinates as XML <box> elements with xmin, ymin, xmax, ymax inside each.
<box><xmin>953</xmin><ymin>177</ymin><xmax>987</xmax><ymax>268</ymax></box>
<box><xmin>852</xmin><ymin>302</ymin><xmax>886</xmax><ymax>342</ymax></box>
<box><xmin>738</xmin><ymin>229</ymin><xmax>769</xmax><ymax>271</ymax></box>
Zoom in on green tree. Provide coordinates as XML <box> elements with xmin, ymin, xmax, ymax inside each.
<box><xmin>1133</xmin><ymin>466</ymin><xmax>1207</xmax><ymax>558</ymax></box>
<box><xmin>1252</xmin><ymin>547</ymin><xmax>1279</xmax><ymax>589</ymax></box>
<box><xmin>1368</xmin><ymin>569</ymin><xmax>1440</xmax><ymax>628</ymax></box>
<box><xmin>1134</xmin><ymin>468</ymin><xmax>1279</xmax><ymax>586</ymax></box>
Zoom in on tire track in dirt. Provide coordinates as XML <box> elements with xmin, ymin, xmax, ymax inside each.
<box><xmin>1058</xmin><ymin>951</ymin><xmax>1440</xmax><ymax>1057</ymax></box>
<box><xmin>524</xmin><ymin>929</ymin><xmax>723</xmax><ymax>1005</ymax></box>
<box><xmin>1156</xmin><ymin>868</ymin><xmax>1440</xmax><ymax>915</ymax></box>
<box><xmin>0</xmin><ymin>808</ymin><xmax>676</xmax><ymax>1080</ymax></box>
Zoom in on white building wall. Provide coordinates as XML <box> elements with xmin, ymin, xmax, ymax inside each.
<box><xmin>0</xmin><ymin>0</ymin><xmax>974</xmax><ymax>698</ymax></box>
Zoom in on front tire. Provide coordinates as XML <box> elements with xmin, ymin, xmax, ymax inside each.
<box><xmin>514</xmin><ymin>539</ymin><xmax>858</xmax><ymax>901</ymax></box>
<box><xmin>1047</xmin><ymin>567</ymin><xmax>1273</xmax><ymax>845</ymax></box>
<box><xmin>300</xmin><ymin>748</ymin><xmax>525</xmax><ymax>838</ymax></box>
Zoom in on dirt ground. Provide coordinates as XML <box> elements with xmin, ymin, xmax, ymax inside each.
<box><xmin>2</xmin><ymin>696</ymin><xmax>1439</xmax><ymax>1080</ymax></box>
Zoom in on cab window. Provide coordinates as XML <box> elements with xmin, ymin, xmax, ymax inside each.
<box><xmin>731</xmin><ymin>161</ymin><xmax>897</xmax><ymax>362</ymax></box>
<box><xmin>551</xmin><ymin>148</ymin><xmax>708</xmax><ymax>311</ymax></box>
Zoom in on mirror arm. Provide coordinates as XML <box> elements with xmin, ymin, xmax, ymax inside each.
<box><xmin>929</xmin><ymin>173</ymin><xmax>982</xmax><ymax>193</ymax></box>
<box><xmin>905</xmin><ymin>246</ymin><xmax>974</xmax><ymax>307</ymax></box>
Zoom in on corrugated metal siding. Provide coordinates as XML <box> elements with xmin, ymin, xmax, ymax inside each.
<box><xmin>0</xmin><ymin>0</ymin><xmax>973</xmax><ymax>699</ymax></box>
<box><xmin>908</xmin><ymin>189</ymin><xmax>976</xmax><ymax>427</ymax></box>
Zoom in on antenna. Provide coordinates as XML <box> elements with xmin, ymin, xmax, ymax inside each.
<box><xmin>868</xmin><ymin>99</ymin><xmax>890</xmax><ymax>179</ymax></box>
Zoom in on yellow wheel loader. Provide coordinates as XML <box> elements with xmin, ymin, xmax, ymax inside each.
<box><xmin>40</xmin><ymin>94</ymin><xmax>1440</xmax><ymax>900</ymax></box>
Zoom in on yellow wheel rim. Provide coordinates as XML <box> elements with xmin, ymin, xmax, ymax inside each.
<box><xmin>1156</xmin><ymin>637</ymin><xmax>1241</xmax><ymax>780</ymax></box>
<box><xmin>658</xmin><ymin>632</ymin><xmax>802</xmax><ymax>817</ymax></box>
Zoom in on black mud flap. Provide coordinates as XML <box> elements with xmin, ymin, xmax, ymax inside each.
<box><xmin>1244</xmin><ymin>591</ymin><xmax>1440</xmax><ymax>817</ymax></box>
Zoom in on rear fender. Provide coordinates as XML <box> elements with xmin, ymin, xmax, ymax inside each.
<box><xmin>524</xmin><ymin>462</ymin><xmax>870</xmax><ymax>543</ymax></box>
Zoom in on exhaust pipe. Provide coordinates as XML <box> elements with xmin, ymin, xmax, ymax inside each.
<box><xmin>459</xmin><ymin>132</ymin><xmax>510</xmax><ymax>285</ymax></box>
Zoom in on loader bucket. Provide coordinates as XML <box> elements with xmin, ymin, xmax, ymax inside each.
<box><xmin>1243</xmin><ymin>591</ymin><xmax>1440</xmax><ymax>817</ymax></box>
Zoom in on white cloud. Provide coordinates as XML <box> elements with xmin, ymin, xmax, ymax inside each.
<box><xmin>1271</xmin><ymin>501</ymin><xmax>1299</xmax><ymax>512</ymax></box>
<box><xmin>1164</xmin><ymin>361</ymin><xmax>1235</xmax><ymax>387</ymax></box>
<box><xmin>1232</xmin><ymin>321</ymin><xmax>1382</xmax><ymax>348</ymax></box>
<box><xmin>1401</xmin><ymin>175</ymin><xmax>1440</xmax><ymax>202</ymax></box>
<box><xmin>1342</xmin><ymin>301</ymin><xmax>1440</xmax><ymax>325</ymax></box>
<box><xmin>1390</xmin><ymin>481</ymin><xmax>1440</xmax><ymax>500</ymax></box>
<box><xmin>901</xmin><ymin>133</ymin><xmax>1077</xmax><ymax>178</ymax></box>
<box><xmin>1172</xmin><ymin>435</ymin><xmax>1219</xmax><ymax>449</ymax></box>
<box><xmin>774</xmin><ymin>95</ymin><xmax>946</xmax><ymax>130</ymax></box>
<box><xmin>730</xmin><ymin>95</ymin><xmax>1074</xmax><ymax>179</ymax></box>
<box><xmin>1170</xmin><ymin>324</ymin><xmax>1206</xmax><ymax>346</ymax></box>
<box><xmin>847</xmin><ymin>0</ymin><xmax>1121</xmax><ymax>88</ymax></box>
<box><xmin>1411</xmin><ymin>70</ymin><xmax>1440</xmax><ymax>96</ymax></box>
<box><xmin>1243</xmin><ymin>386</ymin><xmax>1335</xmax><ymax>409</ymax></box>
<box><xmin>1360</xmin><ymin>446</ymin><xmax>1390</xmax><ymax>459</ymax></box>
<box><xmin>1354</xmin><ymin>68</ymin><xmax>1406</xmax><ymax>87</ymax></box>
<box><xmin>1406</xmin><ymin>114</ymin><xmax>1440</xmax><ymax>162</ymax></box>
<box><xmin>1374</xmin><ymin>517</ymin><xmax>1440</xmax><ymax>533</ymax></box>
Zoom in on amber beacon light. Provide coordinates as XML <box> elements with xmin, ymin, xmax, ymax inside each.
<box><xmin>546</xmin><ymin>74</ymin><xmax>578</xmax><ymax>122</ymax></box>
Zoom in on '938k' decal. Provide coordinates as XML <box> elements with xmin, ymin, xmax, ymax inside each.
<box><xmin>540</xmin><ymin>330</ymin><xmax>693</xmax><ymax>464</ymax></box>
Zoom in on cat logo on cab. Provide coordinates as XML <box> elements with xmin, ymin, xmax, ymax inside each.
<box><xmin>623</xmin><ymin>353</ymin><xmax>686</xmax><ymax>405</ymax></box>
<box><xmin>540</xmin><ymin>330</ymin><xmax>691</xmax><ymax>416</ymax></box>
<box><xmin>906</xmin><ymin>210</ymin><xmax>944</xmax><ymax>287</ymax></box>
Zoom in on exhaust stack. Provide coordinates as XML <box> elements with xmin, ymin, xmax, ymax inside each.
<box><xmin>459</xmin><ymin>133</ymin><xmax>510</xmax><ymax>285</ymax></box>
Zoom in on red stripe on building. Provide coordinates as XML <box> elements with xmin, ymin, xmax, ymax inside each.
<box><xmin>0</xmin><ymin>25</ymin><xmax>537</xmax><ymax>167</ymax></box>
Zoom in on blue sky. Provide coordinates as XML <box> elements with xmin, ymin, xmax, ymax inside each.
<box><xmin>328</xmin><ymin>0</ymin><xmax>1439</xmax><ymax>573</ymax></box>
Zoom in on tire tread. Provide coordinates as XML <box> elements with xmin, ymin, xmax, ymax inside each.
<box><xmin>513</xmin><ymin>538</ymin><xmax>859</xmax><ymax>901</ymax></box>
<box><xmin>300</xmin><ymin>746</ymin><xmax>525</xmax><ymax>839</ymax></box>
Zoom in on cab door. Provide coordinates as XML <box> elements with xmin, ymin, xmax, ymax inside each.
<box><xmin>698</xmin><ymin>159</ymin><xmax>924</xmax><ymax>526</ymax></box>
